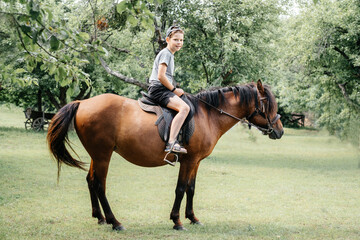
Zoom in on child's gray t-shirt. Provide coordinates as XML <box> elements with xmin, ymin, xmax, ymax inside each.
<box><xmin>149</xmin><ymin>48</ymin><xmax>175</xmax><ymax>86</ymax></box>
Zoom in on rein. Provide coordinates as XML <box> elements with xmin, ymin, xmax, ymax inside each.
<box><xmin>189</xmin><ymin>91</ymin><xmax>280</xmax><ymax>135</ymax></box>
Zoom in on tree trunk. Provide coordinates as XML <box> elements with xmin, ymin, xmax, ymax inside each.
<box><xmin>37</xmin><ymin>89</ymin><xmax>42</xmax><ymax>111</ymax></box>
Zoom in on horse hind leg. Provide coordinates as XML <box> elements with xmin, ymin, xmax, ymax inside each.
<box><xmin>86</xmin><ymin>160</ymin><xmax>105</xmax><ymax>224</ymax></box>
<box><xmin>92</xmin><ymin>172</ymin><xmax>124</xmax><ymax>231</ymax></box>
<box><xmin>90</xmin><ymin>156</ymin><xmax>124</xmax><ymax>231</ymax></box>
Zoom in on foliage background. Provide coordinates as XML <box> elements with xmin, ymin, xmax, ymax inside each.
<box><xmin>0</xmin><ymin>0</ymin><xmax>359</xmax><ymax>147</ymax></box>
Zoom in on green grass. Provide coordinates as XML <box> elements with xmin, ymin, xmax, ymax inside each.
<box><xmin>0</xmin><ymin>105</ymin><xmax>359</xmax><ymax>239</ymax></box>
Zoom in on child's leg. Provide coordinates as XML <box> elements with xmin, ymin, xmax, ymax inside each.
<box><xmin>166</xmin><ymin>95</ymin><xmax>190</xmax><ymax>143</ymax></box>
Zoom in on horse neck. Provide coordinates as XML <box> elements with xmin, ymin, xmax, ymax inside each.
<box><xmin>206</xmin><ymin>91</ymin><xmax>251</xmax><ymax>137</ymax></box>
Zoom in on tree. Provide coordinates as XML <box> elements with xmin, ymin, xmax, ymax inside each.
<box><xmin>152</xmin><ymin>0</ymin><xmax>283</xmax><ymax>92</ymax></box>
<box><xmin>1</xmin><ymin>0</ymin><xmax>284</xmax><ymax>110</ymax></box>
<box><xmin>275</xmin><ymin>0</ymin><xmax>360</xmax><ymax>146</ymax></box>
<box><xmin>0</xmin><ymin>0</ymin><xmax>155</xmax><ymax>110</ymax></box>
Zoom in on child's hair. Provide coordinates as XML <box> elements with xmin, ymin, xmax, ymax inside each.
<box><xmin>166</xmin><ymin>25</ymin><xmax>184</xmax><ymax>38</ymax></box>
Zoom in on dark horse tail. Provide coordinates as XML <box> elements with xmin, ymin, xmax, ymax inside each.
<box><xmin>47</xmin><ymin>101</ymin><xmax>86</xmax><ymax>180</ymax></box>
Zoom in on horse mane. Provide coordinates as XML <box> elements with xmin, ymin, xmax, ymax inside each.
<box><xmin>188</xmin><ymin>83</ymin><xmax>277</xmax><ymax>115</ymax></box>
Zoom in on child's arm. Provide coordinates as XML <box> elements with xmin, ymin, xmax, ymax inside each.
<box><xmin>158</xmin><ymin>63</ymin><xmax>184</xmax><ymax>96</ymax></box>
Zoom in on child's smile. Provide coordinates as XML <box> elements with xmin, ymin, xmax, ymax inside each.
<box><xmin>167</xmin><ymin>32</ymin><xmax>184</xmax><ymax>54</ymax></box>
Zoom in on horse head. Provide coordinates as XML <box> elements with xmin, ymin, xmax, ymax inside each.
<box><xmin>246</xmin><ymin>80</ymin><xmax>284</xmax><ymax>139</ymax></box>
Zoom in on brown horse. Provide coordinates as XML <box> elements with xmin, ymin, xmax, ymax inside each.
<box><xmin>47</xmin><ymin>80</ymin><xmax>283</xmax><ymax>231</ymax></box>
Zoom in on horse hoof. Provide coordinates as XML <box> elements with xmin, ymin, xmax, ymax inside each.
<box><xmin>190</xmin><ymin>221</ymin><xmax>203</xmax><ymax>226</ymax></box>
<box><xmin>98</xmin><ymin>219</ymin><xmax>106</xmax><ymax>225</ymax></box>
<box><xmin>113</xmin><ymin>225</ymin><xmax>126</xmax><ymax>231</ymax></box>
<box><xmin>173</xmin><ymin>225</ymin><xmax>187</xmax><ymax>231</ymax></box>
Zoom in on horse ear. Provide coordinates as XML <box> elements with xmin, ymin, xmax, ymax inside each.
<box><xmin>257</xmin><ymin>79</ymin><xmax>265</xmax><ymax>95</ymax></box>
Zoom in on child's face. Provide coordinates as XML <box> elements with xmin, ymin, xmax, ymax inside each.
<box><xmin>166</xmin><ymin>32</ymin><xmax>184</xmax><ymax>54</ymax></box>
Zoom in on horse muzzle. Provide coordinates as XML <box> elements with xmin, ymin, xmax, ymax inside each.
<box><xmin>268</xmin><ymin>128</ymin><xmax>284</xmax><ymax>139</ymax></box>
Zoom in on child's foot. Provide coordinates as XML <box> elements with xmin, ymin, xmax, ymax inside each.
<box><xmin>165</xmin><ymin>141</ymin><xmax>187</xmax><ymax>154</ymax></box>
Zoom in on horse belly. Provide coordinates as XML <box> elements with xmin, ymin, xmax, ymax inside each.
<box><xmin>114</xmin><ymin>105</ymin><xmax>168</xmax><ymax>167</ymax></box>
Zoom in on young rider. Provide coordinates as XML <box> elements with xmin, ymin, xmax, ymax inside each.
<box><xmin>148</xmin><ymin>25</ymin><xmax>190</xmax><ymax>154</ymax></box>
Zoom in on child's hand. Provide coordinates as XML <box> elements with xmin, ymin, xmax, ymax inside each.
<box><xmin>174</xmin><ymin>88</ymin><xmax>185</xmax><ymax>96</ymax></box>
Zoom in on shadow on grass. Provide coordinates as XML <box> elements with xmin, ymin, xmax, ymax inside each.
<box><xmin>89</xmin><ymin>220</ymin><xmax>356</xmax><ymax>240</ymax></box>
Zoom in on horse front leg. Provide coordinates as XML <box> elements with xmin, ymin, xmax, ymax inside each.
<box><xmin>170</xmin><ymin>161</ymin><xmax>199</xmax><ymax>230</ymax></box>
<box><xmin>185</xmin><ymin>178</ymin><xmax>203</xmax><ymax>225</ymax></box>
<box><xmin>185</xmin><ymin>163</ymin><xmax>202</xmax><ymax>225</ymax></box>
<box><xmin>170</xmin><ymin>177</ymin><xmax>187</xmax><ymax>230</ymax></box>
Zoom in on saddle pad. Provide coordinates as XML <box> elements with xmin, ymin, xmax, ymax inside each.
<box><xmin>138</xmin><ymin>99</ymin><xmax>195</xmax><ymax>144</ymax></box>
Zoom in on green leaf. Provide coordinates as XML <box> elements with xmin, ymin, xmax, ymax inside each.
<box><xmin>31</xmin><ymin>30</ymin><xmax>38</xmax><ymax>44</ymax></box>
<box><xmin>59</xmin><ymin>29</ymin><xmax>69</xmax><ymax>40</ymax></box>
<box><xmin>17</xmin><ymin>15</ymin><xmax>30</xmax><ymax>22</ymax></box>
<box><xmin>14</xmin><ymin>68</ymin><xmax>26</xmax><ymax>74</ymax></box>
<box><xmin>30</xmin><ymin>9</ymin><xmax>40</xmax><ymax>20</ymax></box>
<box><xmin>44</xmin><ymin>8</ymin><xmax>53</xmax><ymax>22</ymax></box>
<box><xmin>23</xmin><ymin>34</ymin><xmax>32</xmax><ymax>46</ymax></box>
<box><xmin>78</xmin><ymin>59</ymin><xmax>90</xmax><ymax>64</ymax></box>
<box><xmin>20</xmin><ymin>25</ymin><xmax>32</xmax><ymax>34</ymax></box>
<box><xmin>116</xmin><ymin>0</ymin><xmax>129</xmax><ymax>14</ymax></box>
<box><xmin>128</xmin><ymin>15</ymin><xmax>138</xmax><ymax>26</ymax></box>
<box><xmin>78</xmin><ymin>32</ymin><xmax>90</xmax><ymax>41</ymax></box>
<box><xmin>29</xmin><ymin>0</ymin><xmax>40</xmax><ymax>20</ymax></box>
<box><xmin>40</xmin><ymin>63</ymin><xmax>47</xmax><ymax>71</ymax></box>
<box><xmin>26</xmin><ymin>57</ymin><xmax>36</xmax><ymax>72</ymax></box>
<box><xmin>58</xmin><ymin>66</ymin><xmax>71</xmax><ymax>86</ymax></box>
<box><xmin>66</xmin><ymin>86</ymin><xmax>74</xmax><ymax>97</ymax></box>
<box><xmin>49</xmin><ymin>64</ymin><xmax>56</xmax><ymax>75</ymax></box>
<box><xmin>58</xmin><ymin>66</ymin><xmax>66</xmax><ymax>79</ymax></box>
<box><xmin>96</xmin><ymin>46</ymin><xmax>109</xmax><ymax>56</ymax></box>
<box><xmin>50</xmin><ymin>35</ymin><xmax>60</xmax><ymax>51</ymax></box>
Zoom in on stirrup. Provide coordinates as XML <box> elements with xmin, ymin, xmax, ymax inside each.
<box><xmin>164</xmin><ymin>141</ymin><xmax>186</xmax><ymax>166</ymax></box>
<box><xmin>164</xmin><ymin>152</ymin><xmax>178</xmax><ymax>166</ymax></box>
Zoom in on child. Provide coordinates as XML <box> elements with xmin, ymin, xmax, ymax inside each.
<box><xmin>148</xmin><ymin>25</ymin><xmax>190</xmax><ymax>154</ymax></box>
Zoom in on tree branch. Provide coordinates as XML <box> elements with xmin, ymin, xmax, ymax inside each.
<box><xmin>12</xmin><ymin>16</ymin><xmax>60</xmax><ymax>61</ymax></box>
<box><xmin>333</xmin><ymin>46</ymin><xmax>360</xmax><ymax>74</ymax></box>
<box><xmin>59</xmin><ymin>86</ymin><xmax>68</xmax><ymax>107</ymax></box>
<box><xmin>88</xmin><ymin>0</ymin><xmax>98</xmax><ymax>42</ymax></box>
<box><xmin>103</xmin><ymin>42</ymin><xmax>130</xmax><ymax>54</ymax></box>
<box><xmin>153</xmin><ymin>19</ymin><xmax>167</xmax><ymax>55</ymax></box>
<box><xmin>222</xmin><ymin>69</ymin><xmax>233</xmax><ymax>83</ymax></box>
<box><xmin>333</xmin><ymin>46</ymin><xmax>350</xmax><ymax>61</ymax></box>
<box><xmin>202</xmin><ymin>61</ymin><xmax>209</xmax><ymax>84</ymax></box>
<box><xmin>99</xmin><ymin>57</ymin><xmax>148</xmax><ymax>90</ymax></box>
<box><xmin>338</xmin><ymin>83</ymin><xmax>360</xmax><ymax>112</ymax></box>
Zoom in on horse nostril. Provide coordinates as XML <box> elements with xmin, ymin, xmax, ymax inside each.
<box><xmin>278</xmin><ymin>129</ymin><xmax>284</xmax><ymax>139</ymax></box>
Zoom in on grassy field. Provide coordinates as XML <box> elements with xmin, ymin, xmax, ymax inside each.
<box><xmin>0</xmin><ymin>105</ymin><xmax>359</xmax><ymax>240</ymax></box>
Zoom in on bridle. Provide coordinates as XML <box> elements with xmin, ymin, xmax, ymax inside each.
<box><xmin>245</xmin><ymin>90</ymin><xmax>281</xmax><ymax>135</ymax></box>
<box><xmin>190</xmin><ymin>88</ymin><xmax>281</xmax><ymax>135</ymax></box>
